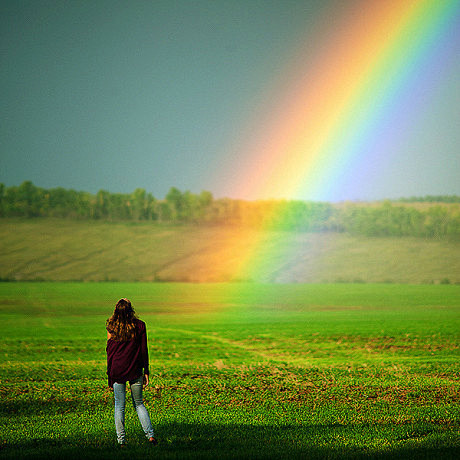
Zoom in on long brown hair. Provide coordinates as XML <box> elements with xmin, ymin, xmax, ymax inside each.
<box><xmin>106</xmin><ymin>298</ymin><xmax>138</xmax><ymax>341</ymax></box>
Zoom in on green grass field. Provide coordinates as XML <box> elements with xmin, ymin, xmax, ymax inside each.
<box><xmin>0</xmin><ymin>218</ymin><xmax>459</xmax><ymax>283</ymax></box>
<box><xmin>0</xmin><ymin>282</ymin><xmax>459</xmax><ymax>459</ymax></box>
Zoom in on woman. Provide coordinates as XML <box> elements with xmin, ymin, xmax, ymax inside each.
<box><xmin>106</xmin><ymin>298</ymin><xmax>157</xmax><ymax>446</ymax></box>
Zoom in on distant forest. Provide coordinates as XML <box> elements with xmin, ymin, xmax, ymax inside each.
<box><xmin>1</xmin><ymin>181</ymin><xmax>459</xmax><ymax>239</ymax></box>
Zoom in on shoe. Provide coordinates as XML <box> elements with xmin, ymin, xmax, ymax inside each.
<box><xmin>119</xmin><ymin>443</ymin><xmax>127</xmax><ymax>448</ymax></box>
<box><xmin>148</xmin><ymin>437</ymin><xmax>158</xmax><ymax>445</ymax></box>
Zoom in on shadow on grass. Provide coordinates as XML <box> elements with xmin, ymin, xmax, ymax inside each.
<box><xmin>1</xmin><ymin>421</ymin><xmax>459</xmax><ymax>460</ymax></box>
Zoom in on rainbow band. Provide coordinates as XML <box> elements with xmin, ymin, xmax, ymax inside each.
<box><xmin>217</xmin><ymin>0</ymin><xmax>459</xmax><ymax>282</ymax></box>
<box><xmin>232</xmin><ymin>0</ymin><xmax>458</xmax><ymax>201</ymax></box>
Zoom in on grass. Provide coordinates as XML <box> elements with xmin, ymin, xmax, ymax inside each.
<box><xmin>0</xmin><ymin>218</ymin><xmax>459</xmax><ymax>283</ymax></box>
<box><xmin>0</xmin><ymin>282</ymin><xmax>459</xmax><ymax>459</ymax></box>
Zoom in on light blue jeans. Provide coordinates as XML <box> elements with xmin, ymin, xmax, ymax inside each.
<box><xmin>113</xmin><ymin>375</ymin><xmax>155</xmax><ymax>444</ymax></box>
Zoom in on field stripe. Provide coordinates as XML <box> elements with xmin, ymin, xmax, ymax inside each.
<box><xmin>154</xmin><ymin>326</ymin><xmax>313</xmax><ymax>366</ymax></box>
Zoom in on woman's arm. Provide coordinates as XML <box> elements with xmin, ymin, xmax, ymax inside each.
<box><xmin>106</xmin><ymin>329</ymin><xmax>113</xmax><ymax>388</ymax></box>
<box><xmin>140</xmin><ymin>322</ymin><xmax>150</xmax><ymax>378</ymax></box>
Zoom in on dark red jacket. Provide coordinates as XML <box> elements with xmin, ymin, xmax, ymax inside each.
<box><xmin>106</xmin><ymin>319</ymin><xmax>150</xmax><ymax>387</ymax></box>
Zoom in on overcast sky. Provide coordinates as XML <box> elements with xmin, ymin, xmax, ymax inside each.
<box><xmin>1</xmin><ymin>0</ymin><xmax>459</xmax><ymax>201</ymax></box>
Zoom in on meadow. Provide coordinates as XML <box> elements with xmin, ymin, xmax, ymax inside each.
<box><xmin>1</xmin><ymin>218</ymin><xmax>459</xmax><ymax>283</ymax></box>
<box><xmin>0</xmin><ymin>282</ymin><xmax>459</xmax><ymax>459</ymax></box>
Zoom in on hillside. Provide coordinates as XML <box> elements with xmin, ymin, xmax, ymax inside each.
<box><xmin>1</xmin><ymin>218</ymin><xmax>459</xmax><ymax>283</ymax></box>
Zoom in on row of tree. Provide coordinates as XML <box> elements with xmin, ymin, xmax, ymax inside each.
<box><xmin>397</xmin><ymin>195</ymin><xmax>460</xmax><ymax>203</ymax></box>
<box><xmin>1</xmin><ymin>181</ymin><xmax>459</xmax><ymax>239</ymax></box>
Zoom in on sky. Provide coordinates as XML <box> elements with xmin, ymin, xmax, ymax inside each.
<box><xmin>1</xmin><ymin>0</ymin><xmax>459</xmax><ymax>202</ymax></box>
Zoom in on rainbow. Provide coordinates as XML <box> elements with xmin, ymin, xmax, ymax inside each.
<box><xmin>213</xmin><ymin>0</ymin><xmax>459</xmax><ymax>282</ymax></box>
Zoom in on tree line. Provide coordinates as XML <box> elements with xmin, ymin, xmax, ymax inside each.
<box><xmin>1</xmin><ymin>181</ymin><xmax>459</xmax><ymax>239</ymax></box>
<box><xmin>397</xmin><ymin>195</ymin><xmax>460</xmax><ymax>203</ymax></box>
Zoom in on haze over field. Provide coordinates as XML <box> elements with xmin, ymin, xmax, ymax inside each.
<box><xmin>1</xmin><ymin>0</ymin><xmax>459</xmax><ymax>201</ymax></box>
